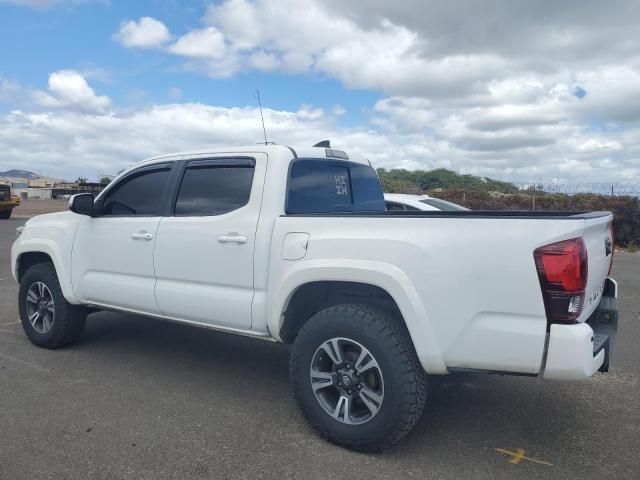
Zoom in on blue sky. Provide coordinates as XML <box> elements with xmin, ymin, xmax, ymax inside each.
<box><xmin>0</xmin><ymin>1</ymin><xmax>378</xmax><ymax>125</ymax></box>
<box><xmin>0</xmin><ymin>0</ymin><xmax>639</xmax><ymax>183</ymax></box>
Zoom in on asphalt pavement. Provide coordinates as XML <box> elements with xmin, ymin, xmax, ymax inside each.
<box><xmin>1</xmin><ymin>218</ymin><xmax>639</xmax><ymax>479</ymax></box>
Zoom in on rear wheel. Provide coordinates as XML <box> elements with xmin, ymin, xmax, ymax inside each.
<box><xmin>0</xmin><ymin>210</ymin><xmax>11</xmax><ymax>219</ymax></box>
<box><xmin>18</xmin><ymin>263</ymin><xmax>87</xmax><ymax>348</ymax></box>
<box><xmin>290</xmin><ymin>304</ymin><xmax>427</xmax><ymax>451</ymax></box>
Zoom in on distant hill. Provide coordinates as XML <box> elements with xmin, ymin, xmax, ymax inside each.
<box><xmin>0</xmin><ymin>169</ymin><xmax>41</xmax><ymax>180</ymax></box>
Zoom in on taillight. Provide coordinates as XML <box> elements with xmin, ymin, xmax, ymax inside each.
<box><xmin>534</xmin><ymin>238</ymin><xmax>588</xmax><ymax>323</ymax></box>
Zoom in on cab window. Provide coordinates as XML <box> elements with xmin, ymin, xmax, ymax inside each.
<box><xmin>174</xmin><ymin>164</ymin><xmax>255</xmax><ymax>216</ymax></box>
<box><xmin>100</xmin><ymin>167</ymin><xmax>170</xmax><ymax>216</ymax></box>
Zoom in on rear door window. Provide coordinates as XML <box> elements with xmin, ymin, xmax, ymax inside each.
<box><xmin>174</xmin><ymin>164</ymin><xmax>254</xmax><ymax>216</ymax></box>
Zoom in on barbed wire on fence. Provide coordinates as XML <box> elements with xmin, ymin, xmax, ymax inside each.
<box><xmin>513</xmin><ymin>183</ymin><xmax>640</xmax><ymax>196</ymax></box>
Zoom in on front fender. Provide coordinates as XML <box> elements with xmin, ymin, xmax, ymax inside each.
<box><xmin>12</xmin><ymin>237</ymin><xmax>80</xmax><ymax>304</ymax></box>
<box><xmin>268</xmin><ymin>258</ymin><xmax>448</xmax><ymax>374</ymax></box>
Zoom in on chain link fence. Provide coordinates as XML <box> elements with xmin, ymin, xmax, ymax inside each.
<box><xmin>11</xmin><ymin>198</ymin><xmax>68</xmax><ymax>218</ymax></box>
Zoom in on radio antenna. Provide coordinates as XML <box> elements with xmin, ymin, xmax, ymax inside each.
<box><xmin>256</xmin><ymin>89</ymin><xmax>268</xmax><ymax>145</ymax></box>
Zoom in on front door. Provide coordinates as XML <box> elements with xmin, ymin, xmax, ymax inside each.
<box><xmin>153</xmin><ymin>154</ymin><xmax>266</xmax><ymax>330</ymax></box>
<box><xmin>71</xmin><ymin>163</ymin><xmax>173</xmax><ymax>314</ymax></box>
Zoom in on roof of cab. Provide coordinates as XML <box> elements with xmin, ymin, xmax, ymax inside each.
<box><xmin>136</xmin><ymin>144</ymin><xmax>371</xmax><ymax>167</ymax></box>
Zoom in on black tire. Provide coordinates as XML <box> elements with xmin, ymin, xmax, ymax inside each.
<box><xmin>18</xmin><ymin>263</ymin><xmax>87</xmax><ymax>349</ymax></box>
<box><xmin>0</xmin><ymin>210</ymin><xmax>11</xmax><ymax>219</ymax></box>
<box><xmin>290</xmin><ymin>304</ymin><xmax>427</xmax><ymax>452</ymax></box>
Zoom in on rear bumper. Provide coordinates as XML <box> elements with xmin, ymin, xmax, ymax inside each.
<box><xmin>543</xmin><ymin>278</ymin><xmax>618</xmax><ymax>381</ymax></box>
<box><xmin>543</xmin><ymin>323</ymin><xmax>605</xmax><ymax>380</ymax></box>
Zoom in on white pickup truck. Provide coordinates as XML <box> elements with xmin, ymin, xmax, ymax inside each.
<box><xmin>12</xmin><ymin>144</ymin><xmax>618</xmax><ymax>451</ymax></box>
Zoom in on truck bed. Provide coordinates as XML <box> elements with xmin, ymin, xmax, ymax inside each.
<box><xmin>272</xmin><ymin>209</ymin><xmax>614</xmax><ymax>376</ymax></box>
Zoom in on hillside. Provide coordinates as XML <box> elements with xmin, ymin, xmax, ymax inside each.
<box><xmin>0</xmin><ymin>169</ymin><xmax>41</xmax><ymax>180</ymax></box>
<box><xmin>377</xmin><ymin>168</ymin><xmax>519</xmax><ymax>194</ymax></box>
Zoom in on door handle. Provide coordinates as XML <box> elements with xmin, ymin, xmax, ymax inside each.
<box><xmin>218</xmin><ymin>233</ymin><xmax>248</xmax><ymax>244</ymax></box>
<box><xmin>131</xmin><ymin>231</ymin><xmax>154</xmax><ymax>241</ymax></box>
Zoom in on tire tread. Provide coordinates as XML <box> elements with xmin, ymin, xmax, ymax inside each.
<box><xmin>290</xmin><ymin>303</ymin><xmax>427</xmax><ymax>452</ymax></box>
<box><xmin>18</xmin><ymin>263</ymin><xmax>86</xmax><ymax>349</ymax></box>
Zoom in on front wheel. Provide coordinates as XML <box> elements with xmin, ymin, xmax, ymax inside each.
<box><xmin>18</xmin><ymin>263</ymin><xmax>87</xmax><ymax>349</ymax></box>
<box><xmin>0</xmin><ymin>210</ymin><xmax>11</xmax><ymax>219</ymax></box>
<box><xmin>290</xmin><ymin>304</ymin><xmax>427</xmax><ymax>451</ymax></box>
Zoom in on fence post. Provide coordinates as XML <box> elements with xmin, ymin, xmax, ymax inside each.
<box><xmin>611</xmin><ymin>184</ymin><xmax>614</xmax><ymax>197</ymax></box>
<box><xmin>532</xmin><ymin>185</ymin><xmax>536</xmax><ymax>211</ymax></box>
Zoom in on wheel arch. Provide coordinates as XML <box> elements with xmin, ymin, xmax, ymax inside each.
<box><xmin>13</xmin><ymin>241</ymin><xmax>79</xmax><ymax>304</ymax></box>
<box><xmin>269</xmin><ymin>259</ymin><xmax>447</xmax><ymax>374</ymax></box>
<box><xmin>16</xmin><ymin>251</ymin><xmax>54</xmax><ymax>282</ymax></box>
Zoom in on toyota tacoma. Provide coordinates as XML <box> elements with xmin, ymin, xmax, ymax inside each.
<box><xmin>12</xmin><ymin>144</ymin><xmax>618</xmax><ymax>451</ymax></box>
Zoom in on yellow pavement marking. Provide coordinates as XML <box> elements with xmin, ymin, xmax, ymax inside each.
<box><xmin>496</xmin><ymin>448</ymin><xmax>552</xmax><ymax>466</ymax></box>
<box><xmin>1</xmin><ymin>321</ymin><xmax>20</xmax><ymax>326</ymax></box>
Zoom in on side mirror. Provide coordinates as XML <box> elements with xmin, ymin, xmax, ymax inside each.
<box><xmin>69</xmin><ymin>193</ymin><xmax>94</xmax><ymax>216</ymax></box>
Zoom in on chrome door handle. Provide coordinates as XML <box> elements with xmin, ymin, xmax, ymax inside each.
<box><xmin>131</xmin><ymin>232</ymin><xmax>153</xmax><ymax>241</ymax></box>
<box><xmin>218</xmin><ymin>233</ymin><xmax>248</xmax><ymax>244</ymax></box>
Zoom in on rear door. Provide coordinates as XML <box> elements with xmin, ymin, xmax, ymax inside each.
<box><xmin>71</xmin><ymin>163</ymin><xmax>174</xmax><ymax>314</ymax></box>
<box><xmin>153</xmin><ymin>154</ymin><xmax>267</xmax><ymax>329</ymax></box>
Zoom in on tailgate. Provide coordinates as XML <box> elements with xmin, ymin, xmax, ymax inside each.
<box><xmin>579</xmin><ymin>212</ymin><xmax>614</xmax><ymax>322</ymax></box>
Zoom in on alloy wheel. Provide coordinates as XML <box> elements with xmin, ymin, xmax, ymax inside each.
<box><xmin>309</xmin><ymin>337</ymin><xmax>384</xmax><ymax>425</ymax></box>
<box><xmin>25</xmin><ymin>281</ymin><xmax>55</xmax><ymax>334</ymax></box>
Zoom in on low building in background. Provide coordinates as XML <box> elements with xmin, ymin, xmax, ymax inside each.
<box><xmin>51</xmin><ymin>182</ymin><xmax>105</xmax><ymax>198</ymax></box>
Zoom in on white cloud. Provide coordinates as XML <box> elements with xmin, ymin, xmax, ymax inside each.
<box><xmin>168</xmin><ymin>27</ymin><xmax>226</xmax><ymax>59</ymax></box>
<box><xmin>14</xmin><ymin>1</ymin><xmax>640</xmax><ymax>184</ymax></box>
<box><xmin>114</xmin><ymin>17</ymin><xmax>171</xmax><ymax>49</ymax></box>
<box><xmin>0</xmin><ymin>76</ymin><xmax>21</xmax><ymax>101</ymax></box>
<box><xmin>373</xmin><ymin>97</ymin><xmax>435</xmax><ymax>133</ymax></box>
<box><xmin>1</xmin><ymin>97</ymin><xmax>638</xmax><ymax>183</ymax></box>
<box><xmin>249</xmin><ymin>50</ymin><xmax>279</xmax><ymax>71</ymax></box>
<box><xmin>332</xmin><ymin>105</ymin><xmax>346</xmax><ymax>116</ymax></box>
<box><xmin>204</xmin><ymin>0</ymin><xmax>262</xmax><ymax>50</ymax></box>
<box><xmin>574</xmin><ymin>66</ymin><xmax>640</xmax><ymax>123</ymax></box>
<box><xmin>295</xmin><ymin>105</ymin><xmax>324</xmax><ymax>121</ymax></box>
<box><xmin>32</xmin><ymin>70</ymin><xmax>110</xmax><ymax>114</ymax></box>
<box><xmin>577</xmin><ymin>139</ymin><xmax>623</xmax><ymax>152</ymax></box>
<box><xmin>281</xmin><ymin>51</ymin><xmax>313</xmax><ymax>73</ymax></box>
<box><xmin>196</xmin><ymin>0</ymin><xmax>510</xmax><ymax>98</ymax></box>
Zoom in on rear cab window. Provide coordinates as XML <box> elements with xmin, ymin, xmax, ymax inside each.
<box><xmin>286</xmin><ymin>159</ymin><xmax>385</xmax><ymax>214</ymax></box>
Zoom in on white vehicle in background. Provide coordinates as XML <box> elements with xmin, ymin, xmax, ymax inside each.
<box><xmin>12</xmin><ymin>143</ymin><xmax>618</xmax><ymax>452</ymax></box>
<box><xmin>385</xmin><ymin>193</ymin><xmax>469</xmax><ymax>211</ymax></box>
